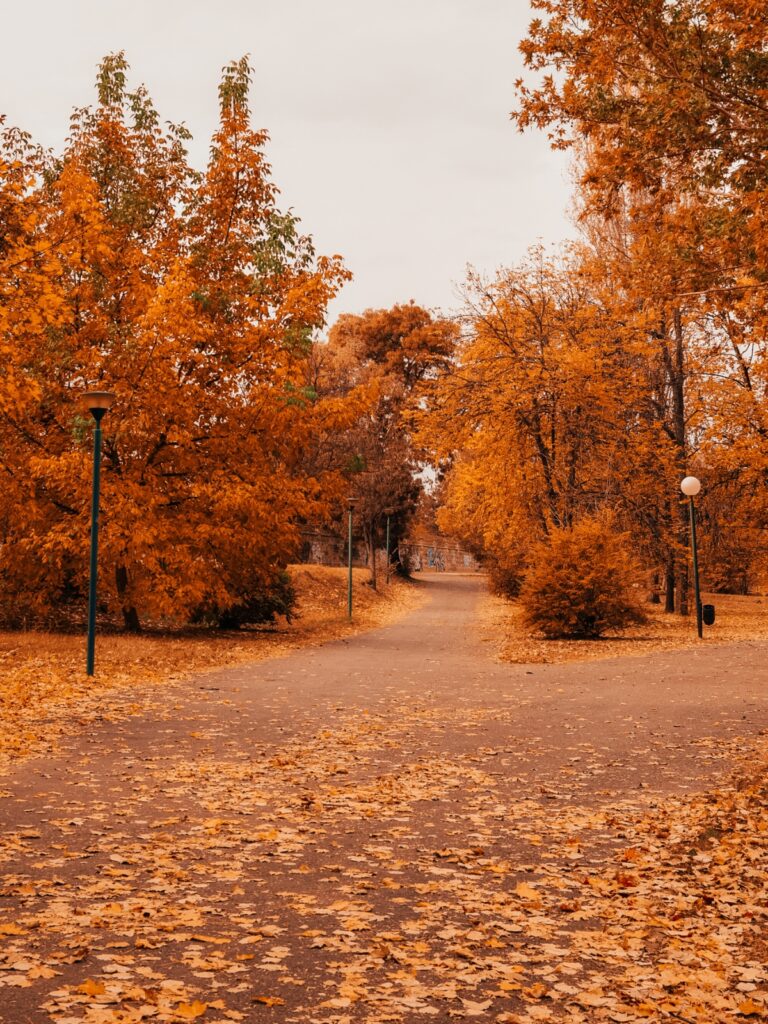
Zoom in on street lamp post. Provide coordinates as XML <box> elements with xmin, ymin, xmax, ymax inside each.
<box><xmin>383</xmin><ymin>507</ymin><xmax>394</xmax><ymax>585</ymax></box>
<box><xmin>681</xmin><ymin>476</ymin><xmax>703</xmax><ymax>639</ymax></box>
<box><xmin>347</xmin><ymin>496</ymin><xmax>358</xmax><ymax>619</ymax></box>
<box><xmin>84</xmin><ymin>390</ymin><xmax>114</xmax><ymax>675</ymax></box>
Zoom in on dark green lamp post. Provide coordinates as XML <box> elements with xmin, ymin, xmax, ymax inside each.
<box><xmin>84</xmin><ymin>390</ymin><xmax>114</xmax><ymax>675</ymax></box>
<box><xmin>347</xmin><ymin>496</ymin><xmax>358</xmax><ymax>619</ymax></box>
<box><xmin>681</xmin><ymin>475</ymin><xmax>703</xmax><ymax>639</ymax></box>
<box><xmin>383</xmin><ymin>507</ymin><xmax>394</xmax><ymax>585</ymax></box>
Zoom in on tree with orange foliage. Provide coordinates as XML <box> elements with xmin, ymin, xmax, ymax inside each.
<box><xmin>510</xmin><ymin>1</ymin><xmax>768</xmax><ymax>608</ymax></box>
<box><xmin>0</xmin><ymin>55</ymin><xmax>350</xmax><ymax>630</ymax></box>
<box><xmin>421</xmin><ymin>245</ymin><xmax>705</xmax><ymax>612</ymax></box>
<box><xmin>311</xmin><ymin>303</ymin><xmax>458</xmax><ymax>586</ymax></box>
<box><xmin>521</xmin><ymin>512</ymin><xmax>647</xmax><ymax>638</ymax></box>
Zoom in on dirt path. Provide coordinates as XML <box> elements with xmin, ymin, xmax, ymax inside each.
<box><xmin>1</xmin><ymin>575</ymin><xmax>767</xmax><ymax>1023</ymax></box>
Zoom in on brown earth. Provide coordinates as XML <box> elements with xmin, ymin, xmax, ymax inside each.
<box><xmin>0</xmin><ymin>574</ymin><xmax>766</xmax><ymax>1023</ymax></box>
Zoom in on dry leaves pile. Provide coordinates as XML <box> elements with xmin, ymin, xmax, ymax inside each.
<box><xmin>0</xmin><ymin>567</ymin><xmax>424</xmax><ymax>774</ymax></box>
<box><xmin>0</xmin><ymin>693</ymin><xmax>766</xmax><ymax>1022</ymax></box>
<box><xmin>479</xmin><ymin>591</ymin><xmax>768</xmax><ymax>665</ymax></box>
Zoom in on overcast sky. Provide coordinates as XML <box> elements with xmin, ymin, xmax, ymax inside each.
<box><xmin>0</xmin><ymin>0</ymin><xmax>575</xmax><ymax>321</ymax></box>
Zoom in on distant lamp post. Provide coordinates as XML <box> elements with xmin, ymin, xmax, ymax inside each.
<box><xmin>83</xmin><ymin>390</ymin><xmax>114</xmax><ymax>675</ymax></box>
<box><xmin>383</xmin><ymin>507</ymin><xmax>395</xmax><ymax>585</ymax></box>
<box><xmin>346</xmin><ymin>496</ymin><xmax>358</xmax><ymax>619</ymax></box>
<box><xmin>681</xmin><ymin>475</ymin><xmax>703</xmax><ymax>638</ymax></box>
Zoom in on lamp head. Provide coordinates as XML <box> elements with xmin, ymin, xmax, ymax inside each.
<box><xmin>83</xmin><ymin>390</ymin><xmax>115</xmax><ymax>417</ymax></box>
<box><xmin>680</xmin><ymin>476</ymin><xmax>701</xmax><ymax>497</ymax></box>
<box><xmin>346</xmin><ymin>496</ymin><xmax>359</xmax><ymax>510</ymax></box>
<box><xmin>383</xmin><ymin>507</ymin><xmax>395</xmax><ymax>516</ymax></box>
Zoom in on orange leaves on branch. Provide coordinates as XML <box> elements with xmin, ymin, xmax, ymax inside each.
<box><xmin>0</xmin><ymin>55</ymin><xmax>349</xmax><ymax>631</ymax></box>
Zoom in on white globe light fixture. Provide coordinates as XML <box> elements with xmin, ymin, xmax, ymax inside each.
<box><xmin>680</xmin><ymin>476</ymin><xmax>701</xmax><ymax>497</ymax></box>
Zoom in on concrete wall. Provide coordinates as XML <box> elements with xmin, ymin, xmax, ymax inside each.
<box><xmin>298</xmin><ymin>528</ymin><xmax>480</xmax><ymax>574</ymax></box>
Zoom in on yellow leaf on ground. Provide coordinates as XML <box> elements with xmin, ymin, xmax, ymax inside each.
<box><xmin>27</xmin><ymin>965</ymin><xmax>57</xmax><ymax>979</ymax></box>
<box><xmin>77</xmin><ymin>978</ymin><xmax>106</xmax><ymax>996</ymax></box>
<box><xmin>176</xmin><ymin>1001</ymin><xmax>208</xmax><ymax>1019</ymax></box>
<box><xmin>737</xmin><ymin>1001</ymin><xmax>764</xmax><ymax>1017</ymax></box>
<box><xmin>515</xmin><ymin>881</ymin><xmax>540</xmax><ymax>900</ymax></box>
<box><xmin>461</xmin><ymin>999</ymin><xmax>492</xmax><ymax>1016</ymax></box>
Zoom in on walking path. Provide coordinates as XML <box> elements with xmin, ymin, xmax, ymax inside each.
<box><xmin>1</xmin><ymin>576</ymin><xmax>767</xmax><ymax>1023</ymax></box>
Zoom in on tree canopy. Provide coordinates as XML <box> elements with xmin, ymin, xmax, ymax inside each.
<box><xmin>0</xmin><ymin>54</ymin><xmax>351</xmax><ymax>629</ymax></box>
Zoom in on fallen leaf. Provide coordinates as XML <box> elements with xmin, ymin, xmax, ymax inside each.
<box><xmin>176</xmin><ymin>1001</ymin><xmax>208</xmax><ymax>1019</ymax></box>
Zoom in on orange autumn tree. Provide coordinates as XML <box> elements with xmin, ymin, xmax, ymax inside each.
<box><xmin>309</xmin><ymin>303</ymin><xmax>458</xmax><ymax>586</ymax></box>
<box><xmin>520</xmin><ymin>512</ymin><xmax>647</xmax><ymax>638</ymax></box>
<box><xmin>515</xmin><ymin>0</ymin><xmax>768</xmax><ymax>240</ymax></box>
<box><xmin>422</xmin><ymin>248</ymin><xmax>684</xmax><ymax>601</ymax></box>
<box><xmin>573</xmin><ymin>193</ymin><xmax>714</xmax><ymax>612</ymax></box>
<box><xmin>514</xmin><ymin>0</ymin><xmax>768</xmax><ymax>602</ymax></box>
<box><xmin>0</xmin><ymin>119</ymin><xmax>77</xmax><ymax>625</ymax></box>
<box><xmin>0</xmin><ymin>55</ymin><xmax>349</xmax><ymax>630</ymax></box>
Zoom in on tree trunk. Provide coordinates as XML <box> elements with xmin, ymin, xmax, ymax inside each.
<box><xmin>665</xmin><ymin>555</ymin><xmax>676</xmax><ymax>613</ymax></box>
<box><xmin>116</xmin><ymin>564</ymin><xmax>142</xmax><ymax>632</ymax></box>
<box><xmin>675</xmin><ymin>560</ymin><xmax>690</xmax><ymax>616</ymax></box>
<box><xmin>364</xmin><ymin>527</ymin><xmax>377</xmax><ymax>590</ymax></box>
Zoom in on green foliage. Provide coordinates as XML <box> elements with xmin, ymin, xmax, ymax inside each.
<box><xmin>218</xmin><ymin>56</ymin><xmax>252</xmax><ymax>116</ymax></box>
<box><xmin>96</xmin><ymin>51</ymin><xmax>129</xmax><ymax>107</ymax></box>
<box><xmin>520</xmin><ymin>514</ymin><xmax>647</xmax><ymax>639</ymax></box>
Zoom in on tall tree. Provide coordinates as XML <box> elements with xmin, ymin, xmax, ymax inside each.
<box><xmin>512</xmin><ymin>1</ymin><xmax>768</xmax><ymax>605</ymax></box>
<box><xmin>0</xmin><ymin>55</ymin><xmax>349</xmax><ymax>629</ymax></box>
<box><xmin>312</xmin><ymin>303</ymin><xmax>458</xmax><ymax>586</ymax></box>
<box><xmin>422</xmin><ymin>247</ymin><xmax>691</xmax><ymax>600</ymax></box>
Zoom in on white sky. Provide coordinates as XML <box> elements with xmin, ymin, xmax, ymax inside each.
<box><xmin>0</xmin><ymin>0</ymin><xmax>575</xmax><ymax>321</ymax></box>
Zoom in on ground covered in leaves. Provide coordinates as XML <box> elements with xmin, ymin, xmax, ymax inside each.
<box><xmin>0</xmin><ymin>567</ymin><xmax>423</xmax><ymax>774</ymax></box>
<box><xmin>0</xmin><ymin>575</ymin><xmax>766</xmax><ymax>1023</ymax></box>
<box><xmin>479</xmin><ymin>590</ymin><xmax>768</xmax><ymax>666</ymax></box>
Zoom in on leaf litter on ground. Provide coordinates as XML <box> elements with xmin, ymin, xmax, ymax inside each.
<box><xmin>0</xmin><ymin>566</ymin><xmax>424</xmax><ymax>774</ymax></box>
<box><xmin>0</xmin><ymin>694</ymin><xmax>766</xmax><ymax>1021</ymax></box>
<box><xmin>0</xmin><ymin>574</ymin><xmax>767</xmax><ymax>1022</ymax></box>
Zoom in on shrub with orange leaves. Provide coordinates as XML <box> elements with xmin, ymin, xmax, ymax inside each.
<box><xmin>520</xmin><ymin>514</ymin><xmax>647</xmax><ymax>639</ymax></box>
